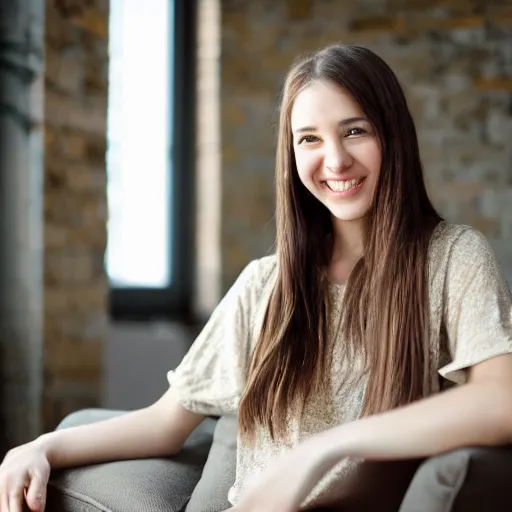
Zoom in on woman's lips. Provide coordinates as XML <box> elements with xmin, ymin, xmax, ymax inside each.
<box><xmin>322</xmin><ymin>177</ymin><xmax>366</xmax><ymax>197</ymax></box>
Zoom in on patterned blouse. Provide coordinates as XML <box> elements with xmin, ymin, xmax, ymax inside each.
<box><xmin>167</xmin><ymin>222</ymin><xmax>512</xmax><ymax>508</ymax></box>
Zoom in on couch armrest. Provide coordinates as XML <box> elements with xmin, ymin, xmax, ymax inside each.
<box><xmin>399</xmin><ymin>445</ymin><xmax>512</xmax><ymax>512</ymax></box>
<box><xmin>45</xmin><ymin>409</ymin><xmax>216</xmax><ymax>512</ymax></box>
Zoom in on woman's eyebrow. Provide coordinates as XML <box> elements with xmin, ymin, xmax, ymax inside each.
<box><xmin>294</xmin><ymin>117</ymin><xmax>368</xmax><ymax>134</ymax></box>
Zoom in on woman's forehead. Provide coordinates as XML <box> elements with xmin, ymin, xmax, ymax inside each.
<box><xmin>290</xmin><ymin>80</ymin><xmax>364</xmax><ymax>130</ymax></box>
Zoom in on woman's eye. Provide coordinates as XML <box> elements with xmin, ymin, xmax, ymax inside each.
<box><xmin>298</xmin><ymin>135</ymin><xmax>319</xmax><ymax>144</ymax></box>
<box><xmin>346</xmin><ymin>127</ymin><xmax>366</xmax><ymax>137</ymax></box>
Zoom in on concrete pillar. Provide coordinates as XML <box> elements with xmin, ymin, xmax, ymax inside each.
<box><xmin>0</xmin><ymin>0</ymin><xmax>45</xmax><ymax>454</ymax></box>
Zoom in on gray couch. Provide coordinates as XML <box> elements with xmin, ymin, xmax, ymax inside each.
<box><xmin>43</xmin><ymin>409</ymin><xmax>512</xmax><ymax>512</ymax></box>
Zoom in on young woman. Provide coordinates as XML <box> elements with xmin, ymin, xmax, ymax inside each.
<box><xmin>1</xmin><ymin>44</ymin><xmax>512</xmax><ymax>512</ymax></box>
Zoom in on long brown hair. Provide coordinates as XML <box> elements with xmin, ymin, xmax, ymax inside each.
<box><xmin>238</xmin><ymin>44</ymin><xmax>442</xmax><ymax>440</ymax></box>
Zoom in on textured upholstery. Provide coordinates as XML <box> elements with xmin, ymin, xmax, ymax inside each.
<box><xmin>399</xmin><ymin>446</ymin><xmax>512</xmax><ymax>512</ymax></box>
<box><xmin>46</xmin><ymin>409</ymin><xmax>216</xmax><ymax>512</ymax></box>
<box><xmin>185</xmin><ymin>414</ymin><xmax>237</xmax><ymax>512</ymax></box>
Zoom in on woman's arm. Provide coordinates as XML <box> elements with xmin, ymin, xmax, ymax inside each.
<box><xmin>39</xmin><ymin>388</ymin><xmax>205</xmax><ymax>468</ymax></box>
<box><xmin>320</xmin><ymin>353</ymin><xmax>512</xmax><ymax>464</ymax></box>
<box><xmin>1</xmin><ymin>388</ymin><xmax>205</xmax><ymax>511</ymax></box>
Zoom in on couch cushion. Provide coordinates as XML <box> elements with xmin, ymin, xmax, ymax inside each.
<box><xmin>399</xmin><ymin>446</ymin><xmax>512</xmax><ymax>512</ymax></box>
<box><xmin>398</xmin><ymin>448</ymin><xmax>469</xmax><ymax>512</ymax></box>
<box><xmin>47</xmin><ymin>409</ymin><xmax>216</xmax><ymax>512</ymax></box>
<box><xmin>185</xmin><ymin>414</ymin><xmax>237</xmax><ymax>512</ymax></box>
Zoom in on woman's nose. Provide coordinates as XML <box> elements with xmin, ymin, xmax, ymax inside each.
<box><xmin>324</xmin><ymin>140</ymin><xmax>354</xmax><ymax>173</ymax></box>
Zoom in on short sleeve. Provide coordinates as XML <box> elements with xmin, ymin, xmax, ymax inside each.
<box><xmin>438</xmin><ymin>228</ymin><xmax>512</xmax><ymax>384</ymax></box>
<box><xmin>167</xmin><ymin>257</ymin><xmax>276</xmax><ymax>416</ymax></box>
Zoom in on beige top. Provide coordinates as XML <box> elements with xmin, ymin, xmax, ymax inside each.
<box><xmin>167</xmin><ymin>222</ymin><xmax>512</xmax><ymax>508</ymax></box>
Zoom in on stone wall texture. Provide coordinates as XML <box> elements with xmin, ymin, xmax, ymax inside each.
<box><xmin>43</xmin><ymin>0</ymin><xmax>109</xmax><ymax>431</ymax></box>
<box><xmin>219</xmin><ymin>0</ymin><xmax>512</xmax><ymax>291</ymax></box>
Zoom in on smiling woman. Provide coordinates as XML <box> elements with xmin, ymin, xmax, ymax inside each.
<box><xmin>1</xmin><ymin>43</ymin><xmax>511</xmax><ymax>512</ymax></box>
<box><xmin>291</xmin><ymin>81</ymin><xmax>381</xmax><ymax>229</ymax></box>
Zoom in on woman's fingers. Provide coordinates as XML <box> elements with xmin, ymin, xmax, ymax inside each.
<box><xmin>25</xmin><ymin>469</ymin><xmax>49</xmax><ymax>511</ymax></box>
<box><xmin>1</xmin><ymin>492</ymin><xmax>9</xmax><ymax>512</ymax></box>
<box><xmin>7</xmin><ymin>483</ymin><xmax>26</xmax><ymax>512</ymax></box>
<box><xmin>0</xmin><ymin>442</ymin><xmax>51</xmax><ymax>512</ymax></box>
<box><xmin>0</xmin><ymin>469</ymin><xmax>47</xmax><ymax>512</ymax></box>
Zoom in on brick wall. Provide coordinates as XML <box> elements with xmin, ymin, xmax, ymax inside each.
<box><xmin>43</xmin><ymin>0</ymin><xmax>109</xmax><ymax>431</ymax></box>
<box><xmin>219</xmin><ymin>0</ymin><xmax>512</xmax><ymax>291</ymax></box>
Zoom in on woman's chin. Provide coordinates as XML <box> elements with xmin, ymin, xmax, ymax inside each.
<box><xmin>329</xmin><ymin>206</ymin><xmax>370</xmax><ymax>223</ymax></box>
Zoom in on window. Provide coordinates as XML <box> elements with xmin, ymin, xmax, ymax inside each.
<box><xmin>106</xmin><ymin>0</ymin><xmax>196</xmax><ymax>320</ymax></box>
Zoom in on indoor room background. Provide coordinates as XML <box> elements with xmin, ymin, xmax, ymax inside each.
<box><xmin>0</xmin><ymin>0</ymin><xmax>511</xmax><ymax>454</ymax></box>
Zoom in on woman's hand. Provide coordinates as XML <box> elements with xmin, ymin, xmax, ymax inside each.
<box><xmin>225</xmin><ymin>433</ymin><xmax>336</xmax><ymax>512</ymax></box>
<box><xmin>0</xmin><ymin>439</ymin><xmax>51</xmax><ymax>512</ymax></box>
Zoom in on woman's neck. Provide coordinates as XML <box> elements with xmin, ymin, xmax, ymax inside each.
<box><xmin>328</xmin><ymin>217</ymin><xmax>365</xmax><ymax>284</ymax></box>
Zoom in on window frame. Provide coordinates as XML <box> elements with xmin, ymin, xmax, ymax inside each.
<box><xmin>109</xmin><ymin>0</ymin><xmax>197</xmax><ymax>322</ymax></box>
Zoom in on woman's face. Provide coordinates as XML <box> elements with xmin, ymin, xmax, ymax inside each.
<box><xmin>291</xmin><ymin>79</ymin><xmax>382</xmax><ymax>224</ymax></box>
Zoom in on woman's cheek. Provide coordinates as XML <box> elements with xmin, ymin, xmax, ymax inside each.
<box><xmin>297</xmin><ymin>153</ymin><xmax>322</xmax><ymax>183</ymax></box>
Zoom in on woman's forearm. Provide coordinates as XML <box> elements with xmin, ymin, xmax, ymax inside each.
<box><xmin>37</xmin><ymin>390</ymin><xmax>205</xmax><ymax>469</ymax></box>
<box><xmin>321</xmin><ymin>381</ymin><xmax>512</xmax><ymax>464</ymax></box>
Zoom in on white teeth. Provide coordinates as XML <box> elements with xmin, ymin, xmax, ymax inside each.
<box><xmin>326</xmin><ymin>179</ymin><xmax>360</xmax><ymax>192</ymax></box>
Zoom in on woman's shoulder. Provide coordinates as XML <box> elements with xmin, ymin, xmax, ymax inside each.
<box><xmin>429</xmin><ymin>221</ymin><xmax>492</xmax><ymax>259</ymax></box>
<box><xmin>233</xmin><ymin>254</ymin><xmax>278</xmax><ymax>304</ymax></box>
<box><xmin>428</xmin><ymin>221</ymin><xmax>502</xmax><ymax>281</ymax></box>
<box><xmin>244</xmin><ymin>254</ymin><xmax>278</xmax><ymax>281</ymax></box>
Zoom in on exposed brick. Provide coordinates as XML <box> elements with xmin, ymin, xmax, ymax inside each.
<box><xmin>218</xmin><ymin>0</ymin><xmax>512</xmax><ymax>295</ymax></box>
<box><xmin>223</xmin><ymin>146</ymin><xmax>240</xmax><ymax>165</ymax></box>
<box><xmin>86</xmin><ymin>135</ymin><xmax>107</xmax><ymax>163</ymax></box>
<box><xmin>71</xmin><ymin>10</ymin><xmax>108</xmax><ymax>39</ymax></box>
<box><xmin>45</xmin><ymin>252</ymin><xmax>95</xmax><ymax>285</ymax></box>
<box><xmin>61</xmin><ymin>131</ymin><xmax>88</xmax><ymax>160</ymax></box>
<box><xmin>474</xmin><ymin>77</ymin><xmax>512</xmax><ymax>91</ymax></box>
<box><xmin>43</xmin><ymin>0</ymin><xmax>108</xmax><ymax>431</ymax></box>
<box><xmin>44</xmin><ymin>126</ymin><xmax>57</xmax><ymax>151</ymax></box>
<box><xmin>223</xmin><ymin>12</ymin><xmax>247</xmax><ymax>31</ymax></box>
<box><xmin>62</xmin><ymin>164</ymin><xmax>106</xmax><ymax>192</ymax></box>
<box><xmin>67</xmin><ymin>225</ymin><xmax>107</xmax><ymax>251</ymax></box>
<box><xmin>45</xmin><ymin>44</ymin><xmax>84</xmax><ymax>95</ymax></box>
<box><xmin>45</xmin><ymin>224</ymin><xmax>69</xmax><ymax>250</ymax></box>
<box><xmin>44</xmin><ymin>287</ymin><xmax>70</xmax><ymax>314</ymax></box>
<box><xmin>45</xmin><ymin>338</ymin><xmax>102</xmax><ymax>376</ymax></box>
<box><xmin>43</xmin><ymin>391</ymin><xmax>100</xmax><ymax>431</ymax></box>
<box><xmin>45</xmin><ymin>1</ymin><xmax>82</xmax><ymax>45</ymax></box>
<box><xmin>286</xmin><ymin>0</ymin><xmax>313</xmax><ymax>21</ymax></box>
<box><xmin>488</xmin><ymin>5</ymin><xmax>512</xmax><ymax>26</ymax></box>
<box><xmin>45</xmin><ymin>89</ymin><xmax>107</xmax><ymax>134</ymax></box>
<box><xmin>84</xmin><ymin>64</ymin><xmax>108</xmax><ymax>93</ymax></box>
<box><xmin>350</xmin><ymin>16</ymin><xmax>407</xmax><ymax>34</ymax></box>
<box><xmin>468</xmin><ymin>216</ymin><xmax>501</xmax><ymax>237</ymax></box>
<box><xmin>84</xmin><ymin>35</ymin><xmax>109</xmax><ymax>93</ymax></box>
<box><xmin>224</xmin><ymin>103</ymin><xmax>247</xmax><ymax>125</ymax></box>
<box><xmin>438</xmin><ymin>15</ymin><xmax>484</xmax><ymax>29</ymax></box>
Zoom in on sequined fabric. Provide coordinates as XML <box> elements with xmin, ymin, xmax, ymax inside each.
<box><xmin>168</xmin><ymin>222</ymin><xmax>512</xmax><ymax>508</ymax></box>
